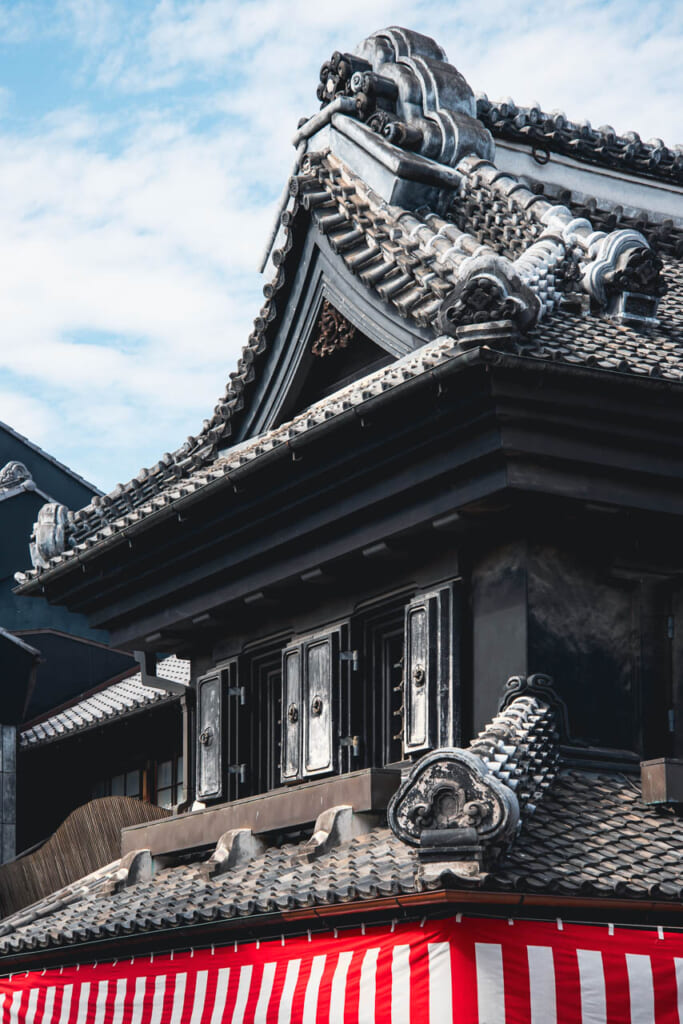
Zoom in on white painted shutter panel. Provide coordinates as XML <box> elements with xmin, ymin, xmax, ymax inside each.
<box><xmin>281</xmin><ymin>644</ymin><xmax>302</xmax><ymax>782</ymax></box>
<box><xmin>403</xmin><ymin>593</ymin><xmax>438</xmax><ymax>754</ymax></box>
<box><xmin>196</xmin><ymin>670</ymin><xmax>223</xmax><ymax>800</ymax></box>
<box><xmin>303</xmin><ymin>633</ymin><xmax>335</xmax><ymax>776</ymax></box>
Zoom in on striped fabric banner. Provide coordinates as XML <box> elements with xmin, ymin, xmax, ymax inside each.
<box><xmin>2</xmin><ymin>917</ymin><xmax>683</xmax><ymax>1022</ymax></box>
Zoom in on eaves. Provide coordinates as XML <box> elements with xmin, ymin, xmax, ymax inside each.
<box><xmin>3</xmin><ymin>887</ymin><xmax>683</xmax><ymax>974</ymax></box>
<box><xmin>15</xmin><ymin>338</ymin><xmax>683</xmax><ymax>599</ymax></box>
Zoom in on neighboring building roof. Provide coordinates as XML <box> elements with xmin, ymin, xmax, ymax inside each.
<box><xmin>0</xmin><ymin>421</ymin><xmax>100</xmax><ymax>498</ymax></box>
<box><xmin>20</xmin><ymin>655</ymin><xmax>189</xmax><ymax>748</ymax></box>
<box><xmin>15</xmin><ymin>29</ymin><xmax>682</xmax><ymax>587</ymax></box>
<box><xmin>0</xmin><ymin>461</ymin><xmax>53</xmax><ymax>506</ymax></box>
<box><xmin>0</xmin><ymin>626</ymin><xmax>40</xmax><ymax>660</ymax></box>
<box><xmin>0</xmin><ymin>628</ymin><xmax>41</xmax><ymax>724</ymax></box>
<box><xmin>1</xmin><ymin>680</ymin><xmax>682</xmax><ymax>957</ymax></box>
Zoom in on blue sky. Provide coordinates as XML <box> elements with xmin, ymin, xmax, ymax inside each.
<box><xmin>0</xmin><ymin>0</ymin><xmax>681</xmax><ymax>492</ymax></box>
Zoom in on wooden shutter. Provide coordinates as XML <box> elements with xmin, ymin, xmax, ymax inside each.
<box><xmin>303</xmin><ymin>632</ymin><xmax>336</xmax><ymax>776</ymax></box>
<box><xmin>281</xmin><ymin>625</ymin><xmax>344</xmax><ymax>782</ymax></box>
<box><xmin>403</xmin><ymin>593</ymin><xmax>439</xmax><ymax>754</ymax></box>
<box><xmin>403</xmin><ymin>582</ymin><xmax>462</xmax><ymax>755</ymax></box>
<box><xmin>224</xmin><ymin>658</ymin><xmax>244</xmax><ymax>802</ymax></box>
<box><xmin>281</xmin><ymin>644</ymin><xmax>302</xmax><ymax>782</ymax></box>
<box><xmin>196</xmin><ymin>670</ymin><xmax>223</xmax><ymax>801</ymax></box>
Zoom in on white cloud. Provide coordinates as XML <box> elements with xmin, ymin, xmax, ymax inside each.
<box><xmin>125</xmin><ymin>0</ymin><xmax>683</xmax><ymax>141</ymax></box>
<box><xmin>0</xmin><ymin>103</ymin><xmax>269</xmax><ymax>486</ymax></box>
<box><xmin>0</xmin><ymin>391</ymin><xmax>57</xmax><ymax>442</ymax></box>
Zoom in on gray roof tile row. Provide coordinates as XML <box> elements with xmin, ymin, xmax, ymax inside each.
<box><xmin>5</xmin><ymin>684</ymin><xmax>683</xmax><ymax>954</ymax></box>
<box><xmin>476</xmin><ymin>94</ymin><xmax>683</xmax><ymax>186</ymax></box>
<box><xmin>1</xmin><ymin>767</ymin><xmax>682</xmax><ymax>956</ymax></box>
<box><xmin>20</xmin><ymin>656</ymin><xmax>189</xmax><ymax>748</ymax></box>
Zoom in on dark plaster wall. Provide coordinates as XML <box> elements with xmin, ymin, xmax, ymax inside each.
<box><xmin>527</xmin><ymin>545</ymin><xmax>637</xmax><ymax>752</ymax></box>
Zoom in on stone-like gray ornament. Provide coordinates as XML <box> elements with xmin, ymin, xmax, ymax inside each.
<box><xmin>582</xmin><ymin>228</ymin><xmax>667</xmax><ymax>324</ymax></box>
<box><xmin>0</xmin><ymin>461</ymin><xmax>32</xmax><ymax>493</ymax></box>
<box><xmin>388</xmin><ymin>748</ymin><xmax>519</xmax><ymax>850</ymax></box>
<box><xmin>30</xmin><ymin>503</ymin><xmax>70</xmax><ymax>569</ymax></box>
<box><xmin>437</xmin><ymin>254</ymin><xmax>542</xmax><ymax>335</ymax></box>
<box><xmin>318</xmin><ymin>27</ymin><xmax>494</xmax><ymax>169</ymax></box>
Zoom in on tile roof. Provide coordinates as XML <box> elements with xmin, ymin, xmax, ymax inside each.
<box><xmin>20</xmin><ymin>656</ymin><xmax>188</xmax><ymax>748</ymax></box>
<box><xmin>15</xmin><ymin>245</ymin><xmax>683</xmax><ymax>585</ymax></box>
<box><xmin>15</xmin><ymin>26</ymin><xmax>683</xmax><ymax>584</ymax></box>
<box><xmin>476</xmin><ymin>95</ymin><xmax>683</xmax><ymax>187</ymax></box>
<box><xmin>3</xmin><ymin>683</ymin><xmax>683</xmax><ymax>956</ymax></box>
<box><xmin>492</xmin><ymin>769</ymin><xmax>683</xmax><ymax>900</ymax></box>
<box><xmin>528</xmin><ymin>257</ymin><xmax>683</xmax><ymax>380</ymax></box>
<box><xmin>15</xmin><ymin>335</ymin><xmax>474</xmax><ymax>577</ymax></box>
<box><xmin>1</xmin><ymin>772</ymin><xmax>681</xmax><ymax>956</ymax></box>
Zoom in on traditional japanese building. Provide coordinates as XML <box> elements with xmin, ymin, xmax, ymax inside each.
<box><xmin>4</xmin><ymin>26</ymin><xmax>683</xmax><ymax>1022</ymax></box>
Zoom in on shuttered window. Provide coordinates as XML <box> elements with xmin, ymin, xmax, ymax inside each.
<box><xmin>281</xmin><ymin>646</ymin><xmax>302</xmax><ymax>782</ymax></box>
<box><xmin>403</xmin><ymin>581</ymin><xmax>461</xmax><ymax>756</ymax></box>
<box><xmin>281</xmin><ymin>625</ymin><xmax>348</xmax><ymax>783</ymax></box>
<box><xmin>404</xmin><ymin>593</ymin><xmax>436</xmax><ymax>753</ymax></box>
<box><xmin>196</xmin><ymin>669</ymin><xmax>223</xmax><ymax>801</ymax></box>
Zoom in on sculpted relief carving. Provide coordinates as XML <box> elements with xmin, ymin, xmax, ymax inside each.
<box><xmin>388</xmin><ymin>748</ymin><xmax>519</xmax><ymax>851</ymax></box>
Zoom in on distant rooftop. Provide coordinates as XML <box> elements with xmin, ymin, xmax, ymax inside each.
<box><xmin>20</xmin><ymin>655</ymin><xmax>189</xmax><ymax>748</ymax></box>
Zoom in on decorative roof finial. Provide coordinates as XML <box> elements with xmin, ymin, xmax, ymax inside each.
<box><xmin>317</xmin><ymin>27</ymin><xmax>494</xmax><ymax>169</ymax></box>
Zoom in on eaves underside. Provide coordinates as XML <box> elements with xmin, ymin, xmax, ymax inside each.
<box><xmin>13</xmin><ymin>351</ymin><xmax>683</xmax><ymax>651</ymax></box>
<box><xmin>17</xmin><ymin>344</ymin><xmax>683</xmax><ymax>606</ymax></box>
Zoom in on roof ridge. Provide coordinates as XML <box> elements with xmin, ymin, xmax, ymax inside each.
<box><xmin>476</xmin><ymin>93</ymin><xmax>683</xmax><ymax>186</ymax></box>
<box><xmin>388</xmin><ymin>673</ymin><xmax>562</xmax><ymax>884</ymax></box>
<box><xmin>11</xmin><ymin>26</ymin><xmax>681</xmax><ymax>584</ymax></box>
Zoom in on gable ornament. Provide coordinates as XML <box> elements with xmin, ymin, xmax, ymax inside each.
<box><xmin>387</xmin><ymin>748</ymin><xmax>519</xmax><ymax>882</ymax></box>
<box><xmin>582</xmin><ymin>229</ymin><xmax>667</xmax><ymax>324</ymax></box>
<box><xmin>317</xmin><ymin>27</ymin><xmax>494</xmax><ymax>169</ymax></box>
<box><xmin>311</xmin><ymin>300</ymin><xmax>357</xmax><ymax>358</ymax></box>
<box><xmin>437</xmin><ymin>254</ymin><xmax>542</xmax><ymax>336</ymax></box>
<box><xmin>30</xmin><ymin>503</ymin><xmax>71</xmax><ymax>569</ymax></box>
<box><xmin>0</xmin><ymin>461</ymin><xmax>32</xmax><ymax>493</ymax></box>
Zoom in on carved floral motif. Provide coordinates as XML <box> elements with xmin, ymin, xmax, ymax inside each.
<box><xmin>311</xmin><ymin>300</ymin><xmax>357</xmax><ymax>358</ymax></box>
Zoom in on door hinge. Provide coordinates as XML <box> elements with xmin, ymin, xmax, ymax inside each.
<box><xmin>668</xmin><ymin>708</ymin><xmax>676</xmax><ymax>733</ymax></box>
<box><xmin>227</xmin><ymin>763</ymin><xmax>247</xmax><ymax>784</ymax></box>
<box><xmin>228</xmin><ymin>686</ymin><xmax>246</xmax><ymax>705</ymax></box>
<box><xmin>340</xmin><ymin>650</ymin><xmax>360</xmax><ymax>671</ymax></box>
<box><xmin>340</xmin><ymin>735</ymin><xmax>361</xmax><ymax>757</ymax></box>
<box><xmin>667</xmin><ymin>616</ymin><xmax>674</xmax><ymax>640</ymax></box>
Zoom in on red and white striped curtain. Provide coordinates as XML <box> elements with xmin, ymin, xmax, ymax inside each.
<box><xmin>2</xmin><ymin>916</ymin><xmax>683</xmax><ymax>1022</ymax></box>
